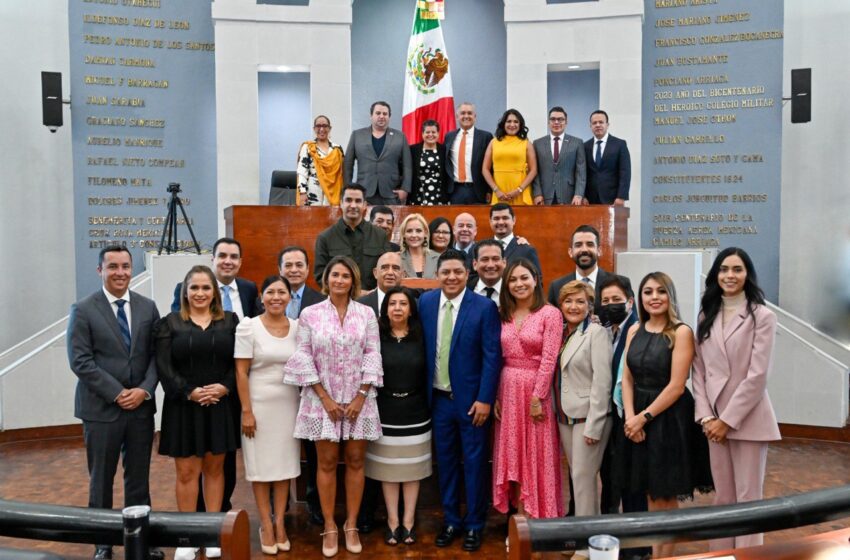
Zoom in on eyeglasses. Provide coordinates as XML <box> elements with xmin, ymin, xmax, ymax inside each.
<box><xmin>314</xmin><ymin>124</ymin><xmax>330</xmax><ymax>129</ymax></box>
<box><xmin>433</xmin><ymin>230</ymin><xmax>451</xmax><ymax>236</ymax></box>
<box><xmin>549</xmin><ymin>117</ymin><xmax>566</xmax><ymax>123</ymax></box>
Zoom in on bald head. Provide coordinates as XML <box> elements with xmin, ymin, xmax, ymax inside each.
<box><xmin>373</xmin><ymin>251</ymin><xmax>402</xmax><ymax>292</ymax></box>
<box><xmin>453</xmin><ymin>213</ymin><xmax>477</xmax><ymax>249</ymax></box>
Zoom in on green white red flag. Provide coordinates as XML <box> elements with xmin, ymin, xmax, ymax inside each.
<box><xmin>402</xmin><ymin>0</ymin><xmax>456</xmax><ymax>144</ymax></box>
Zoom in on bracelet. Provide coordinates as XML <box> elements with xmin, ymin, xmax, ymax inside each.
<box><xmin>357</xmin><ymin>389</ymin><xmax>368</xmax><ymax>398</ymax></box>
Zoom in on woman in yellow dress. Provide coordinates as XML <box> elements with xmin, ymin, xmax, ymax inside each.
<box><xmin>482</xmin><ymin>109</ymin><xmax>538</xmax><ymax>206</ymax></box>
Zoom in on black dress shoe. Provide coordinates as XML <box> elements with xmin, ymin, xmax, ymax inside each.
<box><xmin>148</xmin><ymin>547</ymin><xmax>165</xmax><ymax>560</ymax></box>
<box><xmin>92</xmin><ymin>547</ymin><xmax>112</xmax><ymax>560</ymax></box>
<box><xmin>307</xmin><ymin>504</ymin><xmax>325</xmax><ymax>526</ymax></box>
<box><xmin>357</xmin><ymin>516</ymin><xmax>375</xmax><ymax>534</ymax></box>
<box><xmin>435</xmin><ymin>525</ymin><xmax>458</xmax><ymax>547</ymax></box>
<box><xmin>462</xmin><ymin>529</ymin><xmax>482</xmax><ymax>552</ymax></box>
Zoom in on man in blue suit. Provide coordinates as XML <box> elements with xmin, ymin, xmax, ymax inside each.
<box><xmin>419</xmin><ymin>249</ymin><xmax>502</xmax><ymax>552</ymax></box>
<box><xmin>584</xmin><ymin>110</ymin><xmax>631</xmax><ymax>205</ymax></box>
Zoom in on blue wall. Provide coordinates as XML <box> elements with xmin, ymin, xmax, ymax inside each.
<box><xmin>351</xmin><ymin>0</ymin><xmax>506</xmax><ymax>136</ymax></box>
<box><xmin>547</xmin><ymin>69</ymin><xmax>600</xmax><ymax>141</ymax></box>
<box><xmin>257</xmin><ymin>71</ymin><xmax>311</xmax><ymax>201</ymax></box>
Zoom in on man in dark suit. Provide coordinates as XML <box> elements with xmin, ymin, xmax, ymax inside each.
<box><xmin>420</xmin><ymin>250</ymin><xmax>501</xmax><ymax>552</ymax></box>
<box><xmin>67</xmin><ymin>246</ymin><xmax>163</xmax><ymax>560</ymax></box>
<box><xmin>596</xmin><ymin>275</ymin><xmax>652</xmax><ymax>560</ymax></box>
<box><xmin>170</xmin><ymin>237</ymin><xmax>258</xmax><ymax>518</ymax></box>
<box><xmin>547</xmin><ymin>225</ymin><xmax>611</xmax><ymax>314</ymax></box>
<box><xmin>584</xmin><ymin>110</ymin><xmax>631</xmax><ymax>205</ymax></box>
<box><xmin>344</xmin><ymin>101</ymin><xmax>412</xmax><ymax>205</ymax></box>
<box><xmin>369</xmin><ymin>205</ymin><xmax>400</xmax><ymax>251</ymax></box>
<box><xmin>532</xmin><ymin>106</ymin><xmax>586</xmax><ymax>205</ymax></box>
<box><xmin>488</xmin><ymin>203</ymin><xmax>542</xmax><ymax>276</ymax></box>
<box><xmin>443</xmin><ymin>102</ymin><xmax>494</xmax><ymax>204</ymax></box>
<box><xmin>452</xmin><ymin>212</ymin><xmax>478</xmax><ymax>268</ymax></box>
<box><xmin>467</xmin><ymin>240</ymin><xmax>506</xmax><ymax>306</ymax></box>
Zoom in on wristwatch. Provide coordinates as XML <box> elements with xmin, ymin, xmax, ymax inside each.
<box><xmin>357</xmin><ymin>389</ymin><xmax>369</xmax><ymax>398</ymax></box>
<box><xmin>643</xmin><ymin>411</ymin><xmax>654</xmax><ymax>422</ymax></box>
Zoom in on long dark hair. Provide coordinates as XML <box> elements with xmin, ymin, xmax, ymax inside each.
<box><xmin>378</xmin><ymin>286</ymin><xmax>422</xmax><ymax>341</ymax></box>
<box><xmin>495</xmin><ymin>108</ymin><xmax>529</xmax><ymax>140</ymax></box>
<box><xmin>697</xmin><ymin>247</ymin><xmax>765</xmax><ymax>343</ymax></box>
<box><xmin>428</xmin><ymin>217</ymin><xmax>455</xmax><ymax>253</ymax></box>
<box><xmin>499</xmin><ymin>258</ymin><xmax>544</xmax><ymax>322</ymax></box>
<box><xmin>637</xmin><ymin>272</ymin><xmax>682</xmax><ymax>349</ymax></box>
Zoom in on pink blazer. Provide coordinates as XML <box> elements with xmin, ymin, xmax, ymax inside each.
<box><xmin>692</xmin><ymin>303</ymin><xmax>781</xmax><ymax>442</ymax></box>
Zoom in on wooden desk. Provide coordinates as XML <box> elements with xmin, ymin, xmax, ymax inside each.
<box><xmin>668</xmin><ymin>527</ymin><xmax>850</xmax><ymax>560</ymax></box>
<box><xmin>225</xmin><ymin>205</ymin><xmax>629</xmax><ymax>290</ymax></box>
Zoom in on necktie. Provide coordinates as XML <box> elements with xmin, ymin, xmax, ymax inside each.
<box><xmin>484</xmin><ymin>286</ymin><xmax>496</xmax><ymax>300</ymax></box>
<box><xmin>582</xmin><ymin>277</ymin><xmax>592</xmax><ymax>288</ymax></box>
<box><xmin>458</xmin><ymin>131</ymin><xmax>468</xmax><ymax>183</ymax></box>
<box><xmin>595</xmin><ymin>139</ymin><xmax>603</xmax><ymax>167</ymax></box>
<box><xmin>221</xmin><ymin>285</ymin><xmax>233</xmax><ymax>312</ymax></box>
<box><xmin>115</xmin><ymin>299</ymin><xmax>131</xmax><ymax>353</ymax></box>
<box><xmin>286</xmin><ymin>292</ymin><xmax>300</xmax><ymax>319</ymax></box>
<box><xmin>553</xmin><ymin>136</ymin><xmax>560</xmax><ymax>164</ymax></box>
<box><xmin>437</xmin><ymin>301</ymin><xmax>454</xmax><ymax>388</ymax></box>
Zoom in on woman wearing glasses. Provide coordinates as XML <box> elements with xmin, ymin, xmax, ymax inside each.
<box><xmin>296</xmin><ymin>115</ymin><xmax>345</xmax><ymax>206</ymax></box>
<box><xmin>428</xmin><ymin>217</ymin><xmax>454</xmax><ymax>254</ymax></box>
<box><xmin>284</xmin><ymin>256</ymin><xmax>384</xmax><ymax>558</ymax></box>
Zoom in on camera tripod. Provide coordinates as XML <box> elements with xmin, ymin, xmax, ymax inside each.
<box><xmin>157</xmin><ymin>182</ymin><xmax>201</xmax><ymax>255</ymax></box>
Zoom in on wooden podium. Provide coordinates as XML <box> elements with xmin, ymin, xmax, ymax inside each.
<box><xmin>225</xmin><ymin>205</ymin><xmax>629</xmax><ymax>290</ymax></box>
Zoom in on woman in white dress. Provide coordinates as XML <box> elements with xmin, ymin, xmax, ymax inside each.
<box><xmin>235</xmin><ymin>275</ymin><xmax>301</xmax><ymax>554</ymax></box>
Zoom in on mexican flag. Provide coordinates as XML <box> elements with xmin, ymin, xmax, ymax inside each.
<box><xmin>402</xmin><ymin>0</ymin><xmax>456</xmax><ymax>144</ymax></box>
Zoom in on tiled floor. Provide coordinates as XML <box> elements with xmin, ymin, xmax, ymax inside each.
<box><xmin>2</xmin><ymin>436</ymin><xmax>850</xmax><ymax>559</ymax></box>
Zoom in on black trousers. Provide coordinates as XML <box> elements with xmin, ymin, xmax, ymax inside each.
<box><xmin>449</xmin><ymin>182</ymin><xmax>484</xmax><ymax>205</ymax></box>
<box><xmin>304</xmin><ymin>440</ymin><xmax>322</xmax><ymax>513</ymax></box>
<box><xmin>84</xmin><ymin>413</ymin><xmax>154</xmax><ymax>549</ymax></box>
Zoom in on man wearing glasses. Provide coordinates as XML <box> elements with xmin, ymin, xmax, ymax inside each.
<box><xmin>532</xmin><ymin>106</ymin><xmax>586</xmax><ymax>205</ymax></box>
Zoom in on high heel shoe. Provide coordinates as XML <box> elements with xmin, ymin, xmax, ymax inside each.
<box><xmin>259</xmin><ymin>527</ymin><xmax>277</xmax><ymax>555</ymax></box>
<box><xmin>343</xmin><ymin>521</ymin><xmax>362</xmax><ymax>554</ymax></box>
<box><xmin>320</xmin><ymin>527</ymin><xmax>338</xmax><ymax>558</ymax></box>
<box><xmin>277</xmin><ymin>538</ymin><xmax>291</xmax><ymax>552</ymax></box>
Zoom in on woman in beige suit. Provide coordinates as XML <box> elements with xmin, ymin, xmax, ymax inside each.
<box><xmin>556</xmin><ymin>280</ymin><xmax>613</xmax><ymax>540</ymax></box>
<box><xmin>693</xmin><ymin>248</ymin><xmax>780</xmax><ymax>551</ymax></box>
<box><xmin>398</xmin><ymin>213</ymin><xmax>440</xmax><ymax>279</ymax></box>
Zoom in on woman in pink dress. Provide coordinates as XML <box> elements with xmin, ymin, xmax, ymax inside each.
<box><xmin>283</xmin><ymin>256</ymin><xmax>383</xmax><ymax>558</ymax></box>
<box><xmin>492</xmin><ymin>258</ymin><xmax>564</xmax><ymax>521</ymax></box>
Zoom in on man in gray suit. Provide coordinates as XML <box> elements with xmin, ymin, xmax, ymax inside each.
<box><xmin>532</xmin><ymin>106</ymin><xmax>586</xmax><ymax>205</ymax></box>
<box><xmin>344</xmin><ymin>101</ymin><xmax>412</xmax><ymax>205</ymax></box>
<box><xmin>67</xmin><ymin>245</ymin><xmax>161</xmax><ymax>560</ymax></box>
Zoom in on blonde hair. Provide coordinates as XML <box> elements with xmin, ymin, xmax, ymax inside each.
<box><xmin>557</xmin><ymin>279</ymin><xmax>595</xmax><ymax>308</ymax></box>
<box><xmin>399</xmin><ymin>213</ymin><xmax>430</xmax><ymax>251</ymax></box>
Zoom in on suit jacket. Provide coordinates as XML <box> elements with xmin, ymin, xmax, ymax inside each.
<box><xmin>611</xmin><ymin>309</ymin><xmax>638</xmax><ymax>397</ymax></box>
<box><xmin>584</xmin><ymin>134</ymin><xmax>631</xmax><ymax>204</ymax></box>
<box><xmin>343</xmin><ymin>127</ymin><xmax>412</xmax><ymax>199</ymax></box>
<box><xmin>171</xmin><ymin>277</ymin><xmax>258</xmax><ymax>318</ymax></box>
<box><xmin>547</xmin><ymin>268</ymin><xmax>612</xmax><ymax>314</ymax></box>
<box><xmin>420</xmin><ymin>289</ymin><xmax>502</xmax><ymax>414</ymax></box>
<box><xmin>558</xmin><ymin>322</ymin><xmax>613</xmax><ymax>440</ymax></box>
<box><xmin>443</xmin><ymin>127</ymin><xmax>494</xmax><ymax>203</ymax></box>
<box><xmin>692</xmin><ymin>304</ymin><xmax>781</xmax><ymax>442</ymax></box>
<box><xmin>532</xmin><ymin>134</ymin><xmax>586</xmax><ymax>203</ymax></box>
<box><xmin>357</xmin><ymin>290</ymin><xmax>381</xmax><ymax>317</ymax></box>
<box><xmin>410</xmin><ymin>142</ymin><xmax>450</xmax><ymax>204</ymax></box>
<box><xmin>499</xmin><ymin>237</ymin><xmax>543</xmax><ymax>278</ymax></box>
<box><xmin>67</xmin><ymin>290</ymin><xmax>160</xmax><ymax>422</ymax></box>
<box><xmin>400</xmin><ymin>248</ymin><xmax>440</xmax><ymax>279</ymax></box>
<box><xmin>300</xmin><ymin>285</ymin><xmax>326</xmax><ymax>315</ymax></box>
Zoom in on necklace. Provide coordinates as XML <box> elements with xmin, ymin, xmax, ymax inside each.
<box><xmin>391</xmin><ymin>329</ymin><xmax>408</xmax><ymax>343</ymax></box>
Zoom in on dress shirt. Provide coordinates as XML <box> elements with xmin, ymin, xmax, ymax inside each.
<box><xmin>450</xmin><ymin>126</ymin><xmax>475</xmax><ymax>182</ymax></box>
<box><xmin>593</xmin><ymin>133</ymin><xmax>609</xmax><ymax>159</ymax></box>
<box><xmin>287</xmin><ymin>284</ymin><xmax>305</xmax><ymax>319</ymax></box>
<box><xmin>550</xmin><ymin>133</ymin><xmax>565</xmax><ymax>161</ymax></box>
<box><xmin>102</xmin><ymin>287</ymin><xmax>131</xmax><ymax>334</ymax></box>
<box><xmin>433</xmin><ymin>288</ymin><xmax>465</xmax><ymax>391</ymax></box>
<box><xmin>495</xmin><ymin>233</ymin><xmax>514</xmax><ymax>250</ymax></box>
<box><xmin>576</xmin><ymin>266</ymin><xmax>599</xmax><ymax>289</ymax></box>
<box><xmin>219</xmin><ymin>280</ymin><xmax>244</xmax><ymax>319</ymax></box>
<box><xmin>454</xmin><ymin>242</ymin><xmax>474</xmax><ymax>255</ymax></box>
<box><xmin>376</xmin><ymin>288</ymin><xmax>387</xmax><ymax>313</ymax></box>
<box><xmin>474</xmin><ymin>278</ymin><xmax>501</xmax><ymax>305</ymax></box>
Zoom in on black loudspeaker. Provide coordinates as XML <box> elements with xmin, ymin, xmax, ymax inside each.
<box><xmin>41</xmin><ymin>71</ymin><xmax>63</xmax><ymax>131</ymax></box>
<box><xmin>791</xmin><ymin>68</ymin><xmax>811</xmax><ymax>123</ymax></box>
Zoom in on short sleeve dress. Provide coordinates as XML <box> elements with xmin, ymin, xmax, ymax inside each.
<box><xmin>155</xmin><ymin>312</ymin><xmax>241</xmax><ymax>458</ymax></box>
<box><xmin>615</xmin><ymin>323</ymin><xmax>714</xmax><ymax>500</ymax></box>
<box><xmin>233</xmin><ymin>316</ymin><xmax>301</xmax><ymax>481</ymax></box>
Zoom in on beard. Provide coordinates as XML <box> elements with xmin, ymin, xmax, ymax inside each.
<box><xmin>575</xmin><ymin>252</ymin><xmax>597</xmax><ymax>271</ymax></box>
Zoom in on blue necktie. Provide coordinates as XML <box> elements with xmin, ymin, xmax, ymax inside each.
<box><xmin>115</xmin><ymin>299</ymin><xmax>131</xmax><ymax>353</ymax></box>
<box><xmin>595</xmin><ymin>139</ymin><xmax>603</xmax><ymax>167</ymax></box>
<box><xmin>286</xmin><ymin>292</ymin><xmax>301</xmax><ymax>319</ymax></box>
<box><xmin>221</xmin><ymin>285</ymin><xmax>233</xmax><ymax>312</ymax></box>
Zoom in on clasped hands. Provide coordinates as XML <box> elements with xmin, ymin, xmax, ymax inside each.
<box><xmin>624</xmin><ymin>413</ymin><xmax>647</xmax><ymax>443</ymax></box>
<box><xmin>189</xmin><ymin>384</ymin><xmax>228</xmax><ymax>407</ymax></box>
<box><xmin>115</xmin><ymin>388</ymin><xmax>147</xmax><ymax>410</ymax></box>
<box><xmin>702</xmin><ymin>418</ymin><xmax>729</xmax><ymax>444</ymax></box>
<box><xmin>321</xmin><ymin>392</ymin><xmax>365</xmax><ymax>423</ymax></box>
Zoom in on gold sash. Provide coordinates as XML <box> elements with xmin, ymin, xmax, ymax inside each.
<box><xmin>301</xmin><ymin>141</ymin><xmax>344</xmax><ymax>206</ymax></box>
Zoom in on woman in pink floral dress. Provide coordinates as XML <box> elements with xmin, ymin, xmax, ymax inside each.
<box><xmin>283</xmin><ymin>256</ymin><xmax>383</xmax><ymax>557</ymax></box>
<box><xmin>492</xmin><ymin>258</ymin><xmax>564</xmax><ymax>521</ymax></box>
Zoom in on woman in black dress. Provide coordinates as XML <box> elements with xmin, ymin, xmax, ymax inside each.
<box><xmin>155</xmin><ymin>265</ymin><xmax>240</xmax><ymax>560</ymax></box>
<box><xmin>410</xmin><ymin>120</ymin><xmax>449</xmax><ymax>205</ymax></box>
<box><xmin>618</xmin><ymin>271</ymin><xmax>712</xmax><ymax>559</ymax></box>
<box><xmin>364</xmin><ymin>287</ymin><xmax>432</xmax><ymax>546</ymax></box>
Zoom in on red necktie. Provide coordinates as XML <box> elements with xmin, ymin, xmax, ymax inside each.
<box><xmin>553</xmin><ymin>136</ymin><xmax>560</xmax><ymax>164</ymax></box>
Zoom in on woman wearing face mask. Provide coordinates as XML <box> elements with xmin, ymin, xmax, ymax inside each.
<box><xmin>692</xmin><ymin>248</ymin><xmax>780</xmax><ymax>551</ymax></box>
